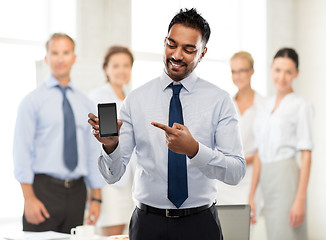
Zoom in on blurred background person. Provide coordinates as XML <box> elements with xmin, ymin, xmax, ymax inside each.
<box><xmin>13</xmin><ymin>33</ymin><xmax>103</xmax><ymax>233</ymax></box>
<box><xmin>252</xmin><ymin>48</ymin><xmax>313</xmax><ymax>240</ymax></box>
<box><xmin>217</xmin><ymin>51</ymin><xmax>263</xmax><ymax>238</ymax></box>
<box><xmin>88</xmin><ymin>45</ymin><xmax>135</xmax><ymax>236</ymax></box>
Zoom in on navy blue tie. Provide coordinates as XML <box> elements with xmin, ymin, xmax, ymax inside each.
<box><xmin>58</xmin><ymin>86</ymin><xmax>78</xmax><ymax>171</ymax></box>
<box><xmin>168</xmin><ymin>84</ymin><xmax>188</xmax><ymax>208</ymax></box>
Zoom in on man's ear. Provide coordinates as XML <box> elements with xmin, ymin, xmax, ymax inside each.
<box><xmin>44</xmin><ymin>55</ymin><xmax>48</xmax><ymax>64</ymax></box>
<box><xmin>200</xmin><ymin>47</ymin><xmax>207</xmax><ymax>60</ymax></box>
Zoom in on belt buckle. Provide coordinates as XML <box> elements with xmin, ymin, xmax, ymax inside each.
<box><xmin>64</xmin><ymin>179</ymin><xmax>71</xmax><ymax>188</ymax></box>
<box><xmin>165</xmin><ymin>209</ymin><xmax>179</xmax><ymax>218</ymax></box>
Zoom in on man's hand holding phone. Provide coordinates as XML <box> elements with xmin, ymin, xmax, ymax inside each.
<box><xmin>88</xmin><ymin>112</ymin><xmax>122</xmax><ymax>154</ymax></box>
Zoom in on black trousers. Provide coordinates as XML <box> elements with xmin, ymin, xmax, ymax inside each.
<box><xmin>23</xmin><ymin>174</ymin><xmax>87</xmax><ymax>234</ymax></box>
<box><xmin>129</xmin><ymin>205</ymin><xmax>223</xmax><ymax>240</ymax></box>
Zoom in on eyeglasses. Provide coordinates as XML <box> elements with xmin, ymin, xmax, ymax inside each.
<box><xmin>231</xmin><ymin>68</ymin><xmax>252</xmax><ymax>75</ymax></box>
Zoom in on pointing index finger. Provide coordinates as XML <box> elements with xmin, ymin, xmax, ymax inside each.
<box><xmin>151</xmin><ymin>122</ymin><xmax>174</xmax><ymax>134</ymax></box>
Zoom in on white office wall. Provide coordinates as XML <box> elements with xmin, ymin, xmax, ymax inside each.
<box><xmin>74</xmin><ymin>0</ymin><xmax>132</xmax><ymax>94</ymax></box>
<box><xmin>295</xmin><ymin>1</ymin><xmax>326</xmax><ymax>239</ymax></box>
<box><xmin>265</xmin><ymin>0</ymin><xmax>296</xmax><ymax>95</ymax></box>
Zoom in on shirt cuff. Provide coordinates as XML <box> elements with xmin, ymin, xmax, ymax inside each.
<box><xmin>14</xmin><ymin>167</ymin><xmax>35</xmax><ymax>185</ymax></box>
<box><xmin>297</xmin><ymin>141</ymin><xmax>313</xmax><ymax>151</ymax></box>
<box><xmin>189</xmin><ymin>142</ymin><xmax>226</xmax><ymax>168</ymax></box>
<box><xmin>101</xmin><ymin>143</ymin><xmax>121</xmax><ymax>164</ymax></box>
<box><xmin>16</xmin><ymin>175</ymin><xmax>34</xmax><ymax>185</ymax></box>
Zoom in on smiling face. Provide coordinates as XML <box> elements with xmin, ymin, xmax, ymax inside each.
<box><xmin>45</xmin><ymin>37</ymin><xmax>76</xmax><ymax>80</ymax></box>
<box><xmin>104</xmin><ymin>52</ymin><xmax>132</xmax><ymax>87</ymax></box>
<box><xmin>163</xmin><ymin>24</ymin><xmax>207</xmax><ymax>81</ymax></box>
<box><xmin>271</xmin><ymin>57</ymin><xmax>299</xmax><ymax>95</ymax></box>
<box><xmin>230</xmin><ymin>57</ymin><xmax>254</xmax><ymax>91</ymax></box>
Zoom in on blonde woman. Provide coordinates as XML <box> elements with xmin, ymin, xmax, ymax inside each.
<box><xmin>217</xmin><ymin>51</ymin><xmax>263</xmax><ymax>236</ymax></box>
<box><xmin>252</xmin><ymin>48</ymin><xmax>313</xmax><ymax>239</ymax></box>
<box><xmin>88</xmin><ymin>46</ymin><xmax>135</xmax><ymax>236</ymax></box>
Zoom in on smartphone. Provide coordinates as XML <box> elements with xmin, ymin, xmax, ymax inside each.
<box><xmin>97</xmin><ymin>103</ymin><xmax>118</xmax><ymax>137</ymax></box>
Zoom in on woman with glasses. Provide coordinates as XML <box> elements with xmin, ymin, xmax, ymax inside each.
<box><xmin>252</xmin><ymin>48</ymin><xmax>313</xmax><ymax>240</ymax></box>
<box><xmin>217</xmin><ymin>51</ymin><xmax>263</xmax><ymax>237</ymax></box>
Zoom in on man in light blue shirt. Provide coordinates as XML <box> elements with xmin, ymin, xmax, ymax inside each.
<box><xmin>13</xmin><ymin>33</ymin><xmax>104</xmax><ymax>233</ymax></box>
<box><xmin>89</xmin><ymin>8</ymin><xmax>246</xmax><ymax>240</ymax></box>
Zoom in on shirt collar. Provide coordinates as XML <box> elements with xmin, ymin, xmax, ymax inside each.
<box><xmin>44</xmin><ymin>74</ymin><xmax>75</xmax><ymax>91</ymax></box>
<box><xmin>159</xmin><ymin>70</ymin><xmax>197</xmax><ymax>93</ymax></box>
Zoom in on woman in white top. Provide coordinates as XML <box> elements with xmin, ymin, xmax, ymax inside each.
<box><xmin>88</xmin><ymin>46</ymin><xmax>135</xmax><ymax>236</ymax></box>
<box><xmin>217</xmin><ymin>52</ymin><xmax>263</xmax><ymax>234</ymax></box>
<box><xmin>252</xmin><ymin>48</ymin><xmax>313</xmax><ymax>240</ymax></box>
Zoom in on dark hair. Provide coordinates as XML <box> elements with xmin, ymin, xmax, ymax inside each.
<box><xmin>46</xmin><ymin>33</ymin><xmax>75</xmax><ymax>51</ymax></box>
<box><xmin>168</xmin><ymin>8</ymin><xmax>211</xmax><ymax>46</ymax></box>
<box><xmin>273</xmin><ymin>48</ymin><xmax>299</xmax><ymax>69</ymax></box>
<box><xmin>102</xmin><ymin>46</ymin><xmax>134</xmax><ymax>81</ymax></box>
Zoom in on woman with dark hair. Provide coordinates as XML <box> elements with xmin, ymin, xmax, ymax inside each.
<box><xmin>88</xmin><ymin>46</ymin><xmax>135</xmax><ymax>236</ymax></box>
<box><xmin>252</xmin><ymin>48</ymin><xmax>313</xmax><ymax>239</ymax></box>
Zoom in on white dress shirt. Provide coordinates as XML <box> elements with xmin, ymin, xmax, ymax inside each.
<box><xmin>254</xmin><ymin>92</ymin><xmax>313</xmax><ymax>163</ymax></box>
<box><xmin>237</xmin><ymin>93</ymin><xmax>264</xmax><ymax>158</ymax></box>
<box><xmin>88</xmin><ymin>82</ymin><xmax>124</xmax><ymax>108</ymax></box>
<box><xmin>98</xmin><ymin>71</ymin><xmax>246</xmax><ymax>209</ymax></box>
<box><xmin>217</xmin><ymin>92</ymin><xmax>263</xmax><ymax>204</ymax></box>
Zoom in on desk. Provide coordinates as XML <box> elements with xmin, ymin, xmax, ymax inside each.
<box><xmin>2</xmin><ymin>231</ymin><xmax>128</xmax><ymax>240</ymax></box>
<box><xmin>2</xmin><ymin>231</ymin><xmax>70</xmax><ymax>240</ymax></box>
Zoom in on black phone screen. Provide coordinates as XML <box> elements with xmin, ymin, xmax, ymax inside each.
<box><xmin>98</xmin><ymin>103</ymin><xmax>118</xmax><ymax>137</ymax></box>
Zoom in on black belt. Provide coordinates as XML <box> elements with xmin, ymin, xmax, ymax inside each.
<box><xmin>137</xmin><ymin>202</ymin><xmax>212</xmax><ymax>218</ymax></box>
<box><xmin>35</xmin><ymin>174</ymin><xmax>84</xmax><ymax>189</ymax></box>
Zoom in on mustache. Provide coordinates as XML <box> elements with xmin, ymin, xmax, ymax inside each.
<box><xmin>168</xmin><ymin>58</ymin><xmax>187</xmax><ymax>67</ymax></box>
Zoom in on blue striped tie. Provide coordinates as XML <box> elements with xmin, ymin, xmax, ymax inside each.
<box><xmin>58</xmin><ymin>86</ymin><xmax>78</xmax><ymax>171</ymax></box>
<box><xmin>168</xmin><ymin>84</ymin><xmax>188</xmax><ymax>208</ymax></box>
